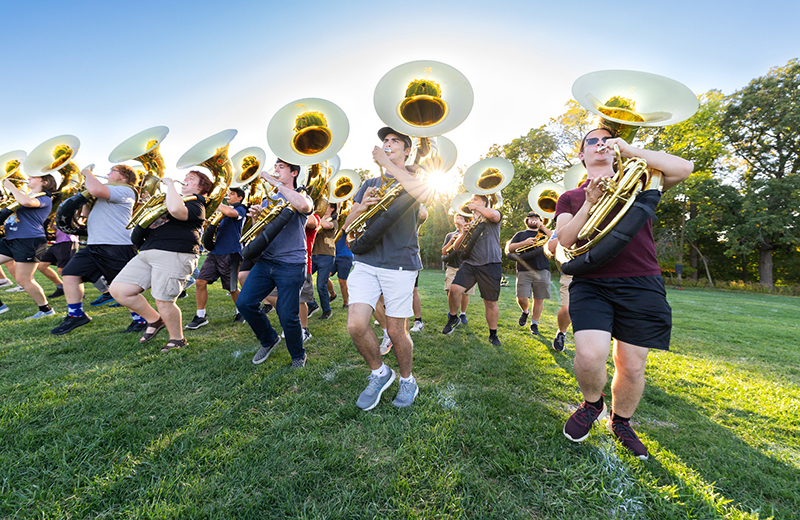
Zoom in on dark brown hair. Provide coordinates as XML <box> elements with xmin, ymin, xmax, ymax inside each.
<box><xmin>188</xmin><ymin>170</ymin><xmax>214</xmax><ymax>196</ymax></box>
<box><xmin>111</xmin><ymin>164</ymin><xmax>139</xmax><ymax>186</ymax></box>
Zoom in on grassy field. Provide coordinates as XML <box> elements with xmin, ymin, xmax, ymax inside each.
<box><xmin>1</xmin><ymin>268</ymin><xmax>798</xmax><ymax>519</ymax></box>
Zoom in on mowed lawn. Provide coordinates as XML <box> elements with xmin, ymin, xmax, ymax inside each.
<box><xmin>1</xmin><ymin>268</ymin><xmax>798</xmax><ymax>519</ymax></box>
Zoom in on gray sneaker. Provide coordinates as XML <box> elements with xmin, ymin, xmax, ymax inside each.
<box><xmin>26</xmin><ymin>309</ymin><xmax>57</xmax><ymax>320</ymax></box>
<box><xmin>252</xmin><ymin>336</ymin><xmax>281</xmax><ymax>365</ymax></box>
<box><xmin>356</xmin><ymin>369</ymin><xmax>396</xmax><ymax>411</ymax></box>
<box><xmin>290</xmin><ymin>353</ymin><xmax>307</xmax><ymax>369</ymax></box>
<box><xmin>393</xmin><ymin>379</ymin><xmax>419</xmax><ymax>408</ymax></box>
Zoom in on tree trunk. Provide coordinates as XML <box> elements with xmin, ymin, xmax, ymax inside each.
<box><xmin>689</xmin><ymin>242</ymin><xmax>699</xmax><ymax>281</ymax></box>
<box><xmin>759</xmin><ymin>246</ymin><xmax>774</xmax><ymax>289</ymax></box>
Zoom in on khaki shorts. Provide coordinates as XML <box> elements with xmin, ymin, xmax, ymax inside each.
<box><xmin>114</xmin><ymin>249</ymin><xmax>197</xmax><ymax>302</ymax></box>
<box><xmin>516</xmin><ymin>269</ymin><xmax>551</xmax><ymax>299</ymax></box>
<box><xmin>349</xmin><ymin>261</ymin><xmax>416</xmax><ymax>318</ymax></box>
<box><xmin>559</xmin><ymin>273</ymin><xmax>572</xmax><ymax>306</ymax></box>
<box><xmin>444</xmin><ymin>266</ymin><xmax>474</xmax><ymax>295</ymax></box>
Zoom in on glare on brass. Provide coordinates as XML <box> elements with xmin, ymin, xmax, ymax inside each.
<box><xmin>374</xmin><ymin>60</ymin><xmax>474</xmax><ymax>137</ymax></box>
<box><xmin>0</xmin><ymin>150</ymin><xmax>28</xmax><ymax>187</ymax></box>
<box><xmin>412</xmin><ymin>136</ymin><xmax>457</xmax><ymax>174</ymax></box>
<box><xmin>562</xmin><ymin>163</ymin><xmax>588</xmax><ymax>191</ymax></box>
<box><xmin>463</xmin><ymin>157</ymin><xmax>514</xmax><ymax>195</ymax></box>
<box><xmin>528</xmin><ymin>182</ymin><xmax>565</xmax><ymax>220</ymax></box>
<box><xmin>108</xmin><ymin>126</ymin><xmax>169</xmax><ymax>196</ymax></box>
<box><xmin>23</xmin><ymin>135</ymin><xmax>81</xmax><ymax>177</ymax></box>
<box><xmin>572</xmin><ymin>70</ymin><xmax>699</xmax><ymax>143</ymax></box>
<box><xmin>328</xmin><ymin>169</ymin><xmax>361</xmax><ymax>203</ymax></box>
<box><xmin>230</xmin><ymin>147</ymin><xmax>266</xmax><ymax>188</ymax></box>
<box><xmin>176</xmin><ymin>129</ymin><xmax>237</xmax><ymax>216</ymax></box>
<box><xmin>450</xmin><ymin>192</ymin><xmax>473</xmax><ymax>217</ymax></box>
<box><xmin>267</xmin><ymin>98</ymin><xmax>349</xmax><ymax>165</ymax></box>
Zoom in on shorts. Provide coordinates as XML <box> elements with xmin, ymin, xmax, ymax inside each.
<box><xmin>114</xmin><ymin>249</ymin><xmax>198</xmax><ymax>302</ymax></box>
<box><xmin>300</xmin><ymin>273</ymin><xmax>314</xmax><ymax>304</ymax></box>
<box><xmin>41</xmin><ymin>241</ymin><xmax>79</xmax><ymax>268</ymax></box>
<box><xmin>348</xmin><ymin>261</ymin><xmax>416</xmax><ymax>318</ymax></box>
<box><xmin>515</xmin><ymin>269</ymin><xmax>551</xmax><ymax>299</ymax></box>
<box><xmin>559</xmin><ymin>273</ymin><xmax>573</xmax><ymax>306</ymax></box>
<box><xmin>332</xmin><ymin>255</ymin><xmax>353</xmax><ymax>280</ymax></box>
<box><xmin>452</xmin><ymin>262</ymin><xmax>501</xmax><ymax>302</ymax></box>
<box><xmin>569</xmin><ymin>275</ymin><xmax>672</xmax><ymax>350</ymax></box>
<box><xmin>198</xmin><ymin>253</ymin><xmax>240</xmax><ymax>292</ymax></box>
<box><xmin>444</xmin><ymin>266</ymin><xmax>474</xmax><ymax>295</ymax></box>
<box><xmin>62</xmin><ymin>244</ymin><xmax>138</xmax><ymax>284</ymax></box>
<box><xmin>0</xmin><ymin>237</ymin><xmax>48</xmax><ymax>263</ymax></box>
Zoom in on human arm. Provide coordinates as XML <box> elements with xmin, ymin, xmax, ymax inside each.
<box><xmin>602</xmin><ymin>138</ymin><xmax>694</xmax><ymax>191</ymax></box>
<box><xmin>3</xmin><ymin>180</ymin><xmax>41</xmax><ymax>207</ymax></box>
<box><xmin>163</xmin><ymin>178</ymin><xmax>190</xmax><ymax>220</ymax></box>
<box><xmin>263</xmin><ymin>172</ymin><xmax>313</xmax><ymax>214</ymax></box>
<box><xmin>372</xmin><ymin>146</ymin><xmax>431</xmax><ymax>203</ymax></box>
<box><xmin>84</xmin><ymin>168</ymin><xmax>111</xmax><ymax>200</ymax></box>
<box><xmin>216</xmin><ymin>203</ymin><xmax>240</xmax><ymax>218</ymax></box>
<box><xmin>469</xmin><ymin>202</ymin><xmax>501</xmax><ymax>223</ymax></box>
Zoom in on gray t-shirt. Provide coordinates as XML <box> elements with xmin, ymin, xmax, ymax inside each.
<box><xmin>261</xmin><ymin>191</ymin><xmax>312</xmax><ymax>265</ymax></box>
<box><xmin>87</xmin><ymin>185</ymin><xmax>136</xmax><ymax>246</ymax></box>
<box><xmin>352</xmin><ymin>176</ymin><xmax>422</xmax><ymax>270</ymax></box>
<box><xmin>463</xmin><ymin>212</ymin><xmax>502</xmax><ymax>266</ymax></box>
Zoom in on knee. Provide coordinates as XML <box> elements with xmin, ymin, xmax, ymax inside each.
<box><xmin>195</xmin><ymin>279</ymin><xmax>208</xmax><ymax>289</ymax></box>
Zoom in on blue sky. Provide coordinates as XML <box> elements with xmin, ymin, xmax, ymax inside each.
<box><xmin>3</xmin><ymin>0</ymin><xmax>798</xmax><ymax>181</ymax></box>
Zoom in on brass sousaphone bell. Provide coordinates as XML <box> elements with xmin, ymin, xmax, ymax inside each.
<box><xmin>108</xmin><ymin>126</ymin><xmax>169</xmax><ymax>196</ymax></box>
<box><xmin>0</xmin><ymin>151</ymin><xmax>29</xmax><ymax>221</ymax></box>
<box><xmin>23</xmin><ymin>135</ymin><xmax>83</xmax><ymax>218</ymax></box>
<box><xmin>463</xmin><ymin>157</ymin><xmax>514</xmax><ymax>196</ymax></box>
<box><xmin>450</xmin><ymin>192</ymin><xmax>473</xmax><ymax>217</ymax></box>
<box><xmin>562</xmin><ymin>163</ymin><xmax>588</xmax><ymax>191</ymax></box>
<box><xmin>527</xmin><ymin>182</ymin><xmax>565</xmax><ymax>220</ymax></box>
<box><xmin>267</xmin><ymin>98</ymin><xmax>349</xmax><ymax>167</ymax></box>
<box><xmin>176</xmin><ymin>129</ymin><xmax>238</xmax><ymax>216</ymax></box>
<box><xmin>328</xmin><ymin>169</ymin><xmax>362</xmax><ymax>204</ymax></box>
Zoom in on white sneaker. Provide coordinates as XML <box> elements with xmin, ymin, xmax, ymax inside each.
<box><xmin>0</xmin><ymin>279</ymin><xmax>11</xmax><ymax>287</ymax></box>
<box><xmin>6</xmin><ymin>285</ymin><xmax>25</xmax><ymax>293</ymax></box>
<box><xmin>379</xmin><ymin>334</ymin><xmax>393</xmax><ymax>355</ymax></box>
<box><xmin>410</xmin><ymin>320</ymin><xmax>424</xmax><ymax>332</ymax></box>
<box><xmin>26</xmin><ymin>309</ymin><xmax>57</xmax><ymax>320</ymax></box>
<box><xmin>302</xmin><ymin>328</ymin><xmax>312</xmax><ymax>342</ymax></box>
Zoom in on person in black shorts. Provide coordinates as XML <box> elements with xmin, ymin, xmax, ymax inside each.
<box><xmin>557</xmin><ymin>127</ymin><xmax>693</xmax><ymax>460</ymax></box>
<box><xmin>50</xmin><ymin>165</ymin><xmax>140</xmax><ymax>335</ymax></box>
<box><xmin>507</xmin><ymin>211</ymin><xmax>552</xmax><ymax>336</ymax></box>
<box><xmin>442</xmin><ymin>194</ymin><xmax>503</xmax><ymax>346</ymax></box>
<box><xmin>37</xmin><ymin>227</ymin><xmax>79</xmax><ymax>299</ymax></box>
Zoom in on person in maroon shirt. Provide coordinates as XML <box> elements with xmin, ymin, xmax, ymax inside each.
<box><xmin>555</xmin><ymin>127</ymin><xmax>693</xmax><ymax>460</ymax></box>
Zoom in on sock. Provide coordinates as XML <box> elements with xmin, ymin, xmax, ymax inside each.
<box><xmin>39</xmin><ymin>304</ymin><xmax>52</xmax><ymax>312</ymax></box>
<box><xmin>415</xmin><ymin>317</ymin><xmax>422</xmax><ymax>323</ymax></box>
<box><xmin>612</xmin><ymin>413</ymin><xmax>630</xmax><ymax>423</ymax></box>
<box><xmin>56</xmin><ymin>284</ymin><xmax>63</xmax><ymax>289</ymax></box>
<box><xmin>489</xmin><ymin>328</ymin><xmax>498</xmax><ymax>337</ymax></box>
<box><xmin>372</xmin><ymin>364</ymin><xmax>389</xmax><ymax>378</ymax></box>
<box><xmin>68</xmin><ymin>303</ymin><xmax>84</xmax><ymax>317</ymax></box>
<box><xmin>131</xmin><ymin>312</ymin><xmax>146</xmax><ymax>324</ymax></box>
<box><xmin>449</xmin><ymin>313</ymin><xmax>457</xmax><ymax>320</ymax></box>
<box><xmin>587</xmin><ymin>397</ymin><xmax>604</xmax><ymax>410</ymax></box>
<box><xmin>460</xmin><ymin>312</ymin><xmax>466</xmax><ymax>316</ymax></box>
<box><xmin>522</xmin><ymin>310</ymin><xmax>529</xmax><ymax>315</ymax></box>
<box><xmin>400</xmin><ymin>374</ymin><xmax>415</xmax><ymax>384</ymax></box>
<box><xmin>531</xmin><ymin>320</ymin><xmax>539</xmax><ymax>325</ymax></box>
<box><xmin>197</xmin><ymin>309</ymin><xmax>206</xmax><ymax>318</ymax></box>
<box><xmin>382</xmin><ymin>328</ymin><xmax>388</xmax><ymax>338</ymax></box>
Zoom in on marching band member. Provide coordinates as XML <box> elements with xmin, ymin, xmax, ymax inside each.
<box><xmin>50</xmin><ymin>165</ymin><xmax>141</xmax><ymax>335</ymax></box>
<box><xmin>441</xmin><ymin>213</ymin><xmax>472</xmax><ymax>326</ymax></box>
<box><xmin>109</xmin><ymin>170</ymin><xmax>211</xmax><ymax>351</ymax></box>
<box><xmin>547</xmin><ymin>230</ymin><xmax>571</xmax><ymax>352</ymax></box>
<box><xmin>0</xmin><ymin>174</ymin><xmax>56</xmax><ymax>318</ymax></box>
<box><xmin>310</xmin><ymin>203</ymin><xmax>338</xmax><ymax>320</ymax></box>
<box><xmin>507</xmin><ymin>211</ymin><xmax>552</xmax><ymax>336</ymax></box>
<box><xmin>237</xmin><ymin>159</ymin><xmax>313</xmax><ymax>368</ymax></box>
<box><xmin>332</xmin><ymin>229</ymin><xmax>353</xmax><ymax>308</ymax></box>
<box><xmin>441</xmin><ymin>194</ymin><xmax>503</xmax><ymax>346</ymax></box>
<box><xmin>557</xmin><ymin>128</ymin><xmax>692</xmax><ymax>460</ymax></box>
<box><xmin>346</xmin><ymin>127</ymin><xmax>429</xmax><ymax>410</ymax></box>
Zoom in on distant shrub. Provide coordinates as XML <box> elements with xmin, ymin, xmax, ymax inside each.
<box><xmin>663</xmin><ymin>277</ymin><xmax>800</xmax><ymax>296</ymax></box>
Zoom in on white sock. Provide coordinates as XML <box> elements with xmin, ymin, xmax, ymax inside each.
<box><xmin>382</xmin><ymin>328</ymin><xmax>388</xmax><ymax>338</ymax></box>
<box><xmin>460</xmin><ymin>312</ymin><xmax>466</xmax><ymax>316</ymax></box>
<box><xmin>400</xmin><ymin>374</ymin><xmax>415</xmax><ymax>384</ymax></box>
<box><xmin>197</xmin><ymin>309</ymin><xmax>206</xmax><ymax>318</ymax></box>
<box><xmin>372</xmin><ymin>364</ymin><xmax>389</xmax><ymax>377</ymax></box>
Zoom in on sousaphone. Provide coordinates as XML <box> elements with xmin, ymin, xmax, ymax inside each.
<box><xmin>527</xmin><ymin>182</ymin><xmax>565</xmax><ymax>220</ymax></box>
<box><xmin>562</xmin><ymin>163</ymin><xmax>588</xmax><ymax>191</ymax></box>
<box><xmin>22</xmin><ymin>135</ymin><xmax>83</xmax><ymax>218</ymax></box>
<box><xmin>108</xmin><ymin>126</ymin><xmax>169</xmax><ymax>196</ymax></box>
<box><xmin>328</xmin><ymin>169</ymin><xmax>361</xmax><ymax>204</ymax></box>
<box><xmin>463</xmin><ymin>157</ymin><xmax>514</xmax><ymax>196</ymax></box>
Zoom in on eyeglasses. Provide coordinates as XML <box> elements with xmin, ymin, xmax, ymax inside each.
<box><xmin>585</xmin><ymin>136</ymin><xmax>611</xmax><ymax>147</ymax></box>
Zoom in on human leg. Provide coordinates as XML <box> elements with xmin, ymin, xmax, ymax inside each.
<box><xmin>16</xmin><ymin>262</ymin><xmax>48</xmax><ymax>306</ymax></box>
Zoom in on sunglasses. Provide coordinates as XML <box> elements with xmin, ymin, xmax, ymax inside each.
<box><xmin>585</xmin><ymin>136</ymin><xmax>611</xmax><ymax>147</ymax></box>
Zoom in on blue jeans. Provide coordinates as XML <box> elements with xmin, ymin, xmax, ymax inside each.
<box><xmin>236</xmin><ymin>259</ymin><xmax>306</xmax><ymax>360</ymax></box>
<box><xmin>311</xmin><ymin>254</ymin><xmax>335</xmax><ymax>313</ymax></box>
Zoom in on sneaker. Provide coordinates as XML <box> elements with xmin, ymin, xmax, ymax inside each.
<box><xmin>553</xmin><ymin>331</ymin><xmax>566</xmax><ymax>352</ymax></box>
<box><xmin>120</xmin><ymin>320</ymin><xmax>147</xmax><ymax>333</ymax></box>
<box><xmin>26</xmin><ymin>309</ymin><xmax>57</xmax><ymax>320</ymax></box>
<box><xmin>410</xmin><ymin>320</ymin><xmax>424</xmax><ymax>332</ymax></box>
<box><xmin>0</xmin><ymin>279</ymin><xmax>11</xmax><ymax>287</ymax></box>
<box><xmin>0</xmin><ymin>304</ymin><xmax>8</xmax><ymax>314</ymax></box>
<box><xmin>459</xmin><ymin>313</ymin><xmax>468</xmax><ymax>325</ymax></box>
<box><xmin>50</xmin><ymin>314</ymin><xmax>91</xmax><ymax>335</ymax></box>
<box><xmin>307</xmin><ymin>302</ymin><xmax>320</xmax><ymax>317</ymax></box>
<box><xmin>441</xmin><ymin>314</ymin><xmax>460</xmax><ymax>335</ymax></box>
<box><xmin>302</xmin><ymin>327</ymin><xmax>312</xmax><ymax>342</ymax></box>
<box><xmin>109</xmin><ymin>302</ymin><xmax>122</xmax><ymax>307</ymax></box>
<box><xmin>530</xmin><ymin>323</ymin><xmax>540</xmax><ymax>336</ymax></box>
<box><xmin>329</xmin><ymin>293</ymin><xmax>337</xmax><ymax>302</ymax></box>
<box><xmin>379</xmin><ymin>334</ymin><xmax>393</xmax><ymax>355</ymax></box>
<box><xmin>5</xmin><ymin>285</ymin><xmax>25</xmax><ymax>293</ymax></box>
<box><xmin>252</xmin><ymin>336</ymin><xmax>281</xmax><ymax>365</ymax></box>
<box><xmin>47</xmin><ymin>287</ymin><xmax>65</xmax><ymax>299</ymax></box>
<box><xmin>185</xmin><ymin>315</ymin><xmax>209</xmax><ymax>330</ymax></box>
<box><xmin>261</xmin><ymin>303</ymin><xmax>273</xmax><ymax>315</ymax></box>
<box><xmin>90</xmin><ymin>293</ymin><xmax>115</xmax><ymax>306</ymax></box>
<box><xmin>393</xmin><ymin>378</ymin><xmax>419</xmax><ymax>408</ymax></box>
<box><xmin>233</xmin><ymin>313</ymin><xmax>246</xmax><ymax>324</ymax></box>
<box><xmin>319</xmin><ymin>310</ymin><xmax>332</xmax><ymax>320</ymax></box>
<box><xmin>356</xmin><ymin>369</ymin><xmax>396</xmax><ymax>411</ymax></box>
<box><xmin>489</xmin><ymin>334</ymin><xmax>501</xmax><ymax>346</ymax></box>
<box><xmin>518</xmin><ymin>311</ymin><xmax>529</xmax><ymax>327</ymax></box>
<box><xmin>609</xmin><ymin>419</ymin><xmax>649</xmax><ymax>460</ymax></box>
<box><xmin>564</xmin><ymin>402</ymin><xmax>608</xmax><ymax>442</ymax></box>
<box><xmin>184</xmin><ymin>276</ymin><xmax>196</xmax><ymax>289</ymax></box>
<box><xmin>291</xmin><ymin>353</ymin><xmax>307</xmax><ymax>369</ymax></box>
<box><xmin>178</xmin><ymin>290</ymin><xmax>188</xmax><ymax>299</ymax></box>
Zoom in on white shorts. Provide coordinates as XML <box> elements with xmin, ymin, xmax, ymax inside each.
<box><xmin>348</xmin><ymin>261</ymin><xmax>417</xmax><ymax>318</ymax></box>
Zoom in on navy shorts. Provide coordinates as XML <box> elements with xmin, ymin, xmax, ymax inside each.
<box><xmin>0</xmin><ymin>237</ymin><xmax>47</xmax><ymax>263</ymax></box>
<box><xmin>198</xmin><ymin>253</ymin><xmax>241</xmax><ymax>292</ymax></box>
<box><xmin>569</xmin><ymin>275</ymin><xmax>672</xmax><ymax>350</ymax></box>
<box><xmin>452</xmin><ymin>262</ymin><xmax>502</xmax><ymax>302</ymax></box>
<box><xmin>41</xmin><ymin>241</ymin><xmax>79</xmax><ymax>268</ymax></box>
<box><xmin>332</xmin><ymin>255</ymin><xmax>353</xmax><ymax>280</ymax></box>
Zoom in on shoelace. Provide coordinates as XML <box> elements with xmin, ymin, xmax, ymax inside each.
<box><xmin>611</xmin><ymin>421</ymin><xmax>638</xmax><ymax>441</ymax></box>
<box><xmin>574</xmin><ymin>404</ymin><xmax>602</xmax><ymax>426</ymax></box>
<box><xmin>396</xmin><ymin>381</ymin><xmax>414</xmax><ymax>396</ymax></box>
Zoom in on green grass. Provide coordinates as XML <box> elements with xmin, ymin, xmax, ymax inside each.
<box><xmin>1</xmin><ymin>269</ymin><xmax>798</xmax><ymax>519</ymax></box>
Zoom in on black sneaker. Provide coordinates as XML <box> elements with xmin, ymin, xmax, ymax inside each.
<box><xmin>50</xmin><ymin>314</ymin><xmax>92</xmax><ymax>335</ymax></box>
<box><xmin>553</xmin><ymin>331</ymin><xmax>566</xmax><ymax>352</ymax></box>
<box><xmin>329</xmin><ymin>293</ymin><xmax>337</xmax><ymax>303</ymax></box>
<box><xmin>185</xmin><ymin>315</ymin><xmax>209</xmax><ymax>330</ymax></box>
<box><xmin>252</xmin><ymin>335</ymin><xmax>281</xmax><ymax>364</ymax></box>
<box><xmin>233</xmin><ymin>313</ymin><xmax>246</xmax><ymax>324</ymax></box>
<box><xmin>120</xmin><ymin>320</ymin><xmax>147</xmax><ymax>333</ymax></box>
<box><xmin>530</xmin><ymin>323</ymin><xmax>540</xmax><ymax>335</ymax></box>
<box><xmin>609</xmin><ymin>419</ymin><xmax>649</xmax><ymax>460</ymax></box>
<box><xmin>489</xmin><ymin>334</ymin><xmax>501</xmax><ymax>346</ymax></box>
<box><xmin>261</xmin><ymin>303</ymin><xmax>273</xmax><ymax>315</ymax></box>
<box><xmin>518</xmin><ymin>311</ymin><xmax>529</xmax><ymax>326</ymax></box>
<box><xmin>564</xmin><ymin>401</ymin><xmax>607</xmax><ymax>442</ymax></box>
<box><xmin>441</xmin><ymin>314</ymin><xmax>460</xmax><ymax>335</ymax></box>
<box><xmin>319</xmin><ymin>310</ymin><xmax>332</xmax><ymax>320</ymax></box>
<box><xmin>178</xmin><ymin>290</ymin><xmax>188</xmax><ymax>299</ymax></box>
<box><xmin>48</xmin><ymin>287</ymin><xmax>65</xmax><ymax>299</ymax></box>
<box><xmin>90</xmin><ymin>293</ymin><xmax>115</xmax><ymax>306</ymax></box>
<box><xmin>307</xmin><ymin>302</ymin><xmax>320</xmax><ymax>317</ymax></box>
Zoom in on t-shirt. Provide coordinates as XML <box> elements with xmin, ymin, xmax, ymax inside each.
<box><xmin>54</xmin><ymin>229</ymin><xmax>79</xmax><ymax>244</ymax></box>
<box><xmin>335</xmin><ymin>234</ymin><xmax>352</xmax><ymax>258</ymax></box>
<box><xmin>211</xmin><ymin>203</ymin><xmax>247</xmax><ymax>255</ymax></box>
<box><xmin>261</xmin><ymin>190</ymin><xmax>312</xmax><ymax>265</ymax></box>
<box><xmin>442</xmin><ymin>231</ymin><xmax>462</xmax><ymax>269</ymax></box>
<box><xmin>555</xmin><ymin>185</ymin><xmax>661</xmax><ymax>278</ymax></box>
<box><xmin>304</xmin><ymin>213</ymin><xmax>320</xmax><ymax>273</ymax></box>
<box><xmin>140</xmin><ymin>196</ymin><xmax>206</xmax><ymax>254</ymax></box>
<box><xmin>312</xmin><ymin>219</ymin><xmax>338</xmax><ymax>257</ymax></box>
<box><xmin>351</xmin><ymin>176</ymin><xmax>422</xmax><ymax>270</ymax></box>
<box><xmin>463</xmin><ymin>211</ymin><xmax>502</xmax><ymax>267</ymax></box>
<box><xmin>4</xmin><ymin>194</ymin><xmax>52</xmax><ymax>240</ymax></box>
<box><xmin>87</xmin><ymin>185</ymin><xmax>136</xmax><ymax>246</ymax></box>
<box><xmin>509</xmin><ymin>229</ymin><xmax>549</xmax><ymax>272</ymax></box>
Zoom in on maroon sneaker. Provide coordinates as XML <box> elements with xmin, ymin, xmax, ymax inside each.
<box><xmin>609</xmin><ymin>419</ymin><xmax>649</xmax><ymax>460</ymax></box>
<box><xmin>564</xmin><ymin>401</ymin><xmax>607</xmax><ymax>442</ymax></box>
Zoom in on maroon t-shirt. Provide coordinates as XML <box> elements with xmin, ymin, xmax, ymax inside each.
<box><xmin>555</xmin><ymin>184</ymin><xmax>661</xmax><ymax>278</ymax></box>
